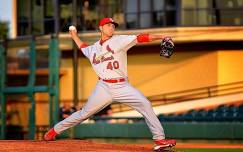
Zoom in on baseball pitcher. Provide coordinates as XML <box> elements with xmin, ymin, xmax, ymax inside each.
<box><xmin>44</xmin><ymin>17</ymin><xmax>175</xmax><ymax>151</ymax></box>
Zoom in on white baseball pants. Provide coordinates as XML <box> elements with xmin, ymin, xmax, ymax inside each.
<box><xmin>54</xmin><ymin>80</ymin><xmax>165</xmax><ymax>140</ymax></box>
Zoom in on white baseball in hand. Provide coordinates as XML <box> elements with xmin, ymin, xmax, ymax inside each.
<box><xmin>69</xmin><ymin>25</ymin><xmax>76</xmax><ymax>31</ymax></box>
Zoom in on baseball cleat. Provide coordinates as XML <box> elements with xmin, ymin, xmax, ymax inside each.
<box><xmin>44</xmin><ymin>128</ymin><xmax>57</xmax><ymax>141</ymax></box>
<box><xmin>153</xmin><ymin>139</ymin><xmax>176</xmax><ymax>151</ymax></box>
<box><xmin>154</xmin><ymin>147</ymin><xmax>174</xmax><ymax>152</ymax></box>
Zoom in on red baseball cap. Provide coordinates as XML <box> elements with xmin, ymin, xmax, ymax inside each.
<box><xmin>99</xmin><ymin>17</ymin><xmax>119</xmax><ymax>28</ymax></box>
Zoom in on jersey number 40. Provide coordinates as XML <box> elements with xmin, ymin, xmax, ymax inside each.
<box><xmin>107</xmin><ymin>61</ymin><xmax>119</xmax><ymax>70</ymax></box>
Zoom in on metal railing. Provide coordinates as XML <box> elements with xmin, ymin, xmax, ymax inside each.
<box><xmin>0</xmin><ymin>35</ymin><xmax>60</xmax><ymax>139</ymax></box>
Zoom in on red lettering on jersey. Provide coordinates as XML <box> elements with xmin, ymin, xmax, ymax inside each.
<box><xmin>113</xmin><ymin>61</ymin><xmax>119</xmax><ymax>69</ymax></box>
<box><xmin>92</xmin><ymin>53</ymin><xmax>114</xmax><ymax>65</ymax></box>
<box><xmin>92</xmin><ymin>53</ymin><xmax>100</xmax><ymax>64</ymax></box>
<box><xmin>101</xmin><ymin>55</ymin><xmax>114</xmax><ymax>62</ymax></box>
<box><xmin>106</xmin><ymin>45</ymin><xmax>114</xmax><ymax>54</ymax></box>
<box><xmin>106</xmin><ymin>61</ymin><xmax>120</xmax><ymax>70</ymax></box>
<box><xmin>107</xmin><ymin>62</ymin><xmax>113</xmax><ymax>70</ymax></box>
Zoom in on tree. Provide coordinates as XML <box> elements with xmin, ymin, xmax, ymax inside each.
<box><xmin>0</xmin><ymin>21</ymin><xmax>8</xmax><ymax>40</ymax></box>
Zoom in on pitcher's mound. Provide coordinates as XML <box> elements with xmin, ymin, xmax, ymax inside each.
<box><xmin>0</xmin><ymin>140</ymin><xmax>155</xmax><ymax>152</ymax></box>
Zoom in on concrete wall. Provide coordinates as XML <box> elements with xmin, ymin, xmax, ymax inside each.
<box><xmin>58</xmin><ymin>49</ymin><xmax>243</xmax><ymax>101</ymax></box>
<box><xmin>218</xmin><ymin>50</ymin><xmax>243</xmax><ymax>84</ymax></box>
<box><xmin>60</xmin><ymin>50</ymin><xmax>219</xmax><ymax>101</ymax></box>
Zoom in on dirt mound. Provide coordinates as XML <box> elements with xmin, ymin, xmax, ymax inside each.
<box><xmin>0</xmin><ymin>140</ymin><xmax>152</xmax><ymax>152</ymax></box>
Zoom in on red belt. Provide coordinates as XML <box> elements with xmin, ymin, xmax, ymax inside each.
<box><xmin>99</xmin><ymin>77</ymin><xmax>126</xmax><ymax>83</ymax></box>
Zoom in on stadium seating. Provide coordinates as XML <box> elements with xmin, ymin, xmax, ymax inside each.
<box><xmin>91</xmin><ymin>103</ymin><xmax>243</xmax><ymax>123</ymax></box>
<box><xmin>158</xmin><ymin>103</ymin><xmax>243</xmax><ymax>122</ymax></box>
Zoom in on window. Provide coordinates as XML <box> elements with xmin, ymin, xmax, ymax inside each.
<box><xmin>181</xmin><ymin>0</ymin><xmax>214</xmax><ymax>26</ymax></box>
<box><xmin>164</xmin><ymin>0</ymin><xmax>177</xmax><ymax>26</ymax></box>
<box><xmin>32</xmin><ymin>0</ymin><xmax>44</xmax><ymax>35</ymax></box>
<box><xmin>140</xmin><ymin>0</ymin><xmax>152</xmax><ymax>28</ymax></box>
<box><xmin>75</xmin><ymin>0</ymin><xmax>124</xmax><ymax>31</ymax></box>
<box><xmin>17</xmin><ymin>0</ymin><xmax>54</xmax><ymax>36</ymax></box>
<box><xmin>44</xmin><ymin>0</ymin><xmax>54</xmax><ymax>34</ymax></box>
<box><xmin>59</xmin><ymin>0</ymin><xmax>73</xmax><ymax>32</ymax></box>
<box><xmin>125</xmin><ymin>0</ymin><xmax>177</xmax><ymax>29</ymax></box>
<box><xmin>153</xmin><ymin>0</ymin><xmax>165</xmax><ymax>26</ymax></box>
<box><xmin>215</xmin><ymin>0</ymin><xmax>243</xmax><ymax>25</ymax></box>
<box><xmin>181</xmin><ymin>0</ymin><xmax>243</xmax><ymax>26</ymax></box>
<box><xmin>125</xmin><ymin>0</ymin><xmax>138</xmax><ymax>28</ymax></box>
<box><xmin>16</xmin><ymin>0</ymin><xmax>243</xmax><ymax>36</ymax></box>
<box><xmin>17</xmin><ymin>0</ymin><xmax>31</xmax><ymax>35</ymax></box>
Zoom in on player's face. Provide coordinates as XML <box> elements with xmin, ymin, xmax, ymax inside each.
<box><xmin>100</xmin><ymin>23</ymin><xmax>115</xmax><ymax>37</ymax></box>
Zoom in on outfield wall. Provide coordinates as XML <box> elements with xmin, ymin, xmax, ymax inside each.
<box><xmin>59</xmin><ymin>122</ymin><xmax>243</xmax><ymax>140</ymax></box>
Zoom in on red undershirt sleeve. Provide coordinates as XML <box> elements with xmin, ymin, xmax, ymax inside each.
<box><xmin>79</xmin><ymin>42</ymin><xmax>89</xmax><ymax>49</ymax></box>
<box><xmin>137</xmin><ymin>34</ymin><xmax>150</xmax><ymax>43</ymax></box>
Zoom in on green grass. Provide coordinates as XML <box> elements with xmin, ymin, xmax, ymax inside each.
<box><xmin>177</xmin><ymin>149</ymin><xmax>243</xmax><ymax>152</ymax></box>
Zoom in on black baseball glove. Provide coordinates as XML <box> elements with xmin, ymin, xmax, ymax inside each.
<box><xmin>160</xmin><ymin>37</ymin><xmax>174</xmax><ymax>58</ymax></box>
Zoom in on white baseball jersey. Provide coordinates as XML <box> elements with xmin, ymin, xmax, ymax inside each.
<box><xmin>81</xmin><ymin>35</ymin><xmax>137</xmax><ymax>79</ymax></box>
